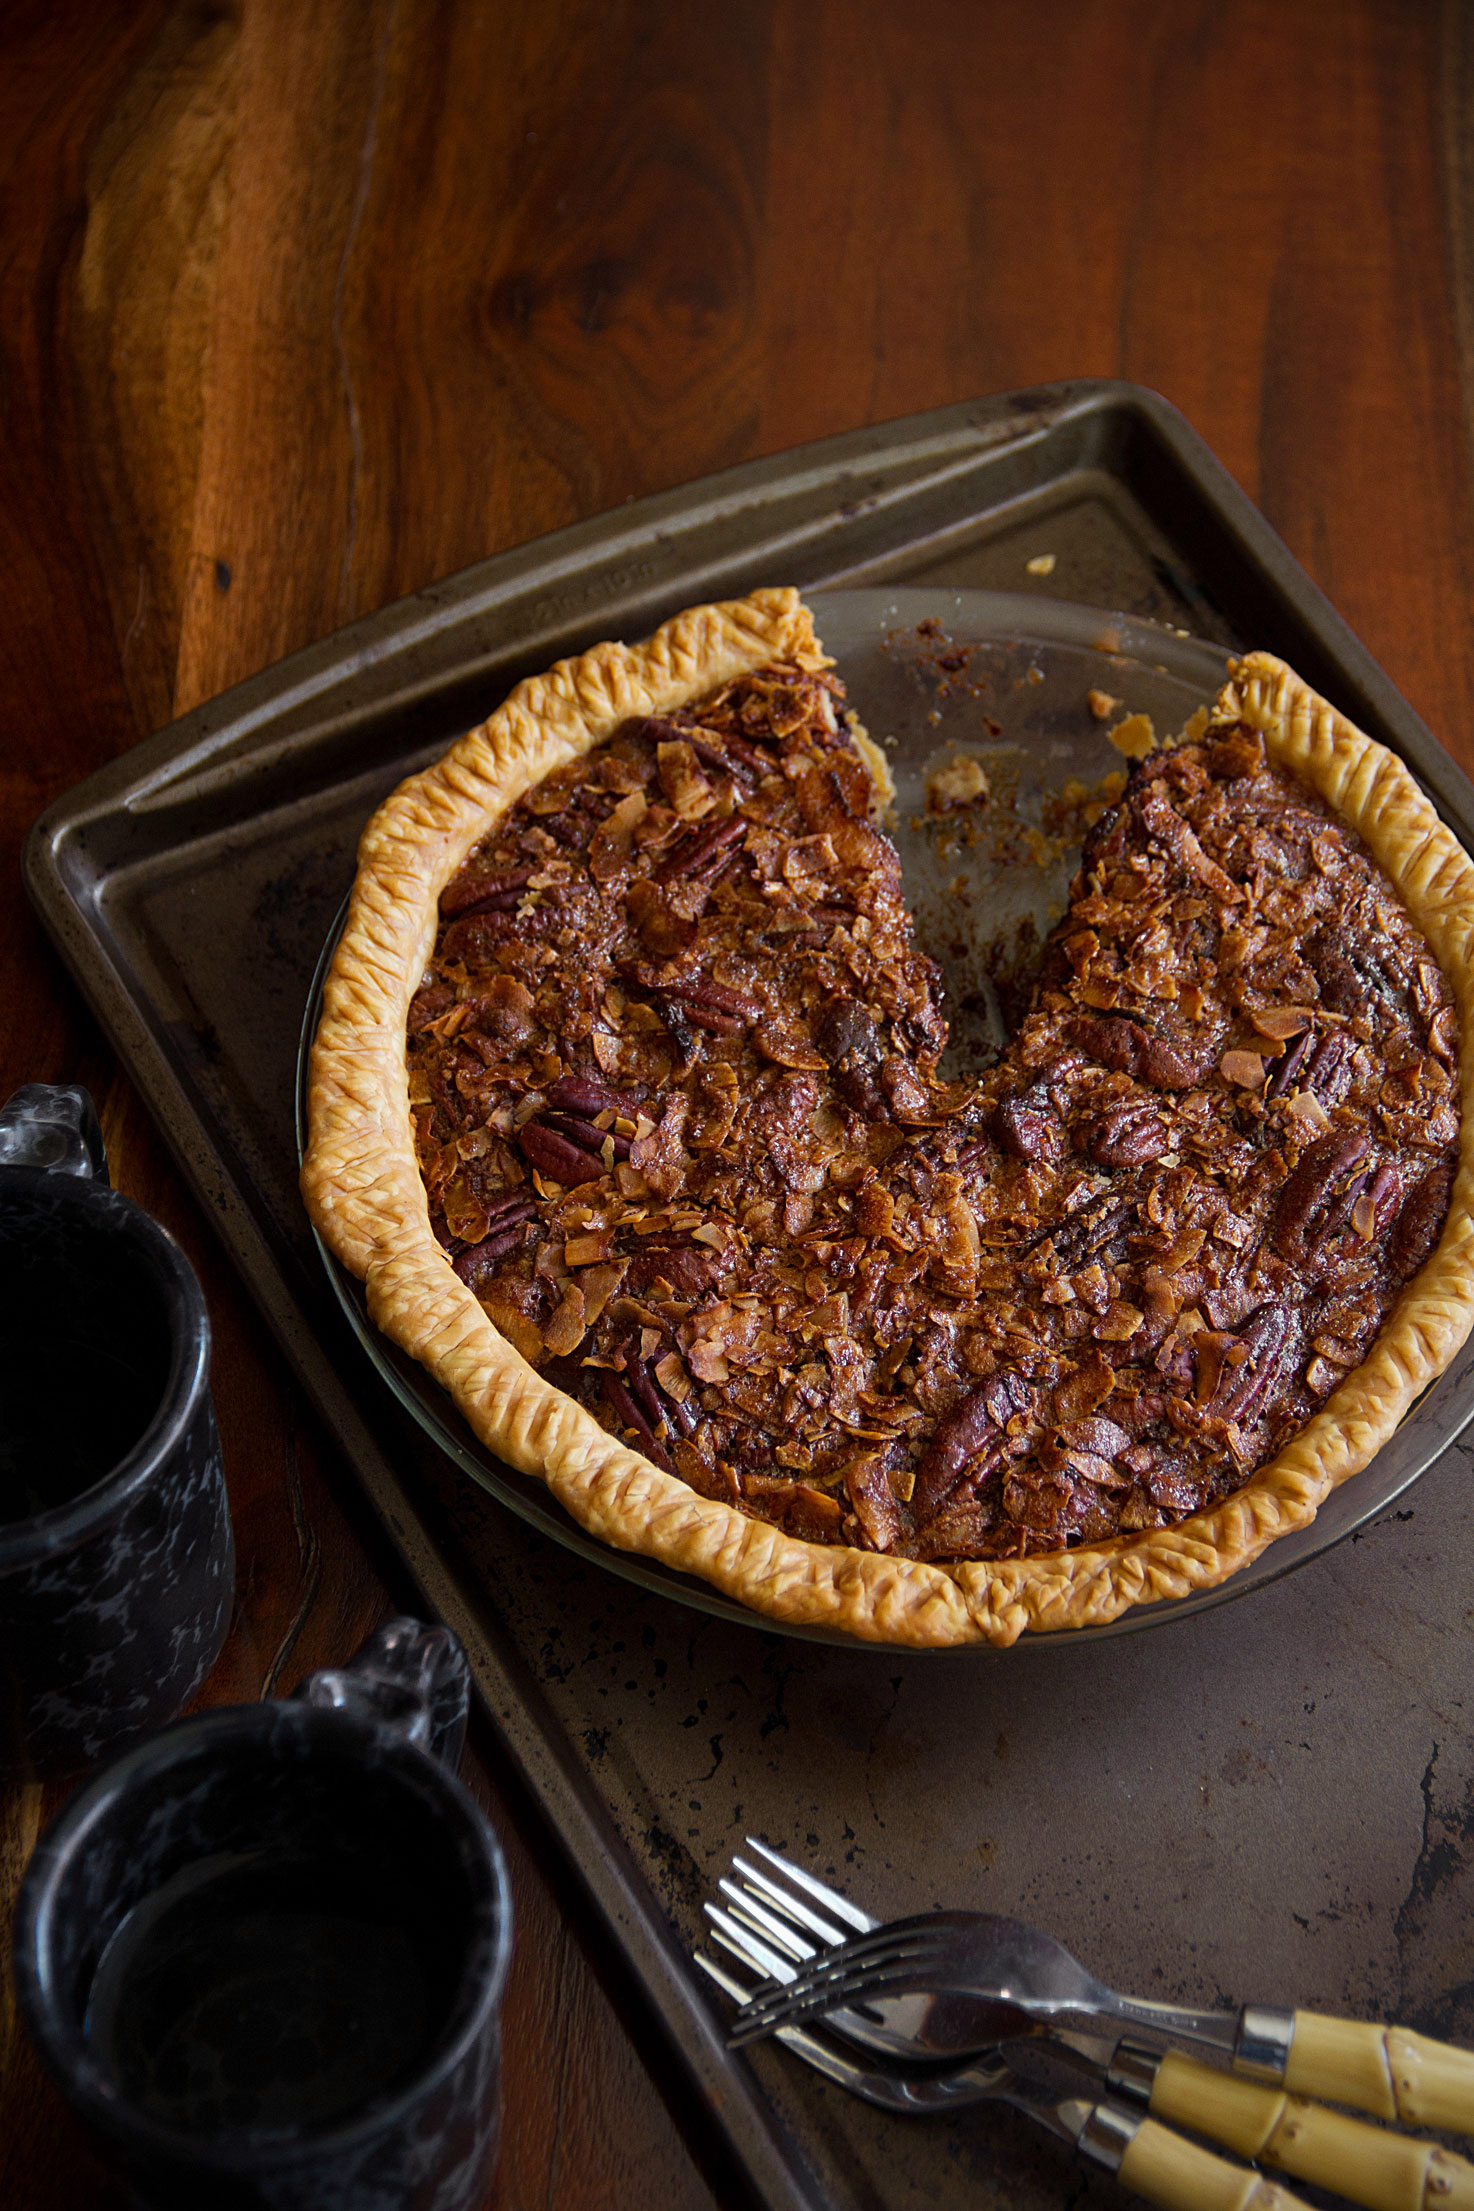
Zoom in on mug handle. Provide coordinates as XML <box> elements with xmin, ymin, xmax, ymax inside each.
<box><xmin>294</xmin><ymin>1617</ymin><xmax>471</xmax><ymax>1771</ymax></box>
<box><xmin>0</xmin><ymin>1084</ymin><xmax>108</xmax><ymax>1183</ymax></box>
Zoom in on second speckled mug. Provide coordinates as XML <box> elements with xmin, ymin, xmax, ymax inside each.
<box><xmin>13</xmin><ymin>1620</ymin><xmax>512</xmax><ymax>2211</ymax></box>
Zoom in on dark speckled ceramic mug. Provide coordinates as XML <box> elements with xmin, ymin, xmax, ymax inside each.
<box><xmin>0</xmin><ymin>1083</ymin><xmax>233</xmax><ymax>1776</ymax></box>
<box><xmin>13</xmin><ymin>1618</ymin><xmax>512</xmax><ymax>2211</ymax></box>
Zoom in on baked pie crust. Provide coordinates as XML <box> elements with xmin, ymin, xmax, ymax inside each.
<box><xmin>302</xmin><ymin>589</ymin><xmax>1474</xmax><ymax>1646</ymax></box>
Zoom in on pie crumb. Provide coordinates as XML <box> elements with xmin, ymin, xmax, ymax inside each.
<box><xmin>1107</xmin><ymin>711</ymin><xmax>1156</xmax><ymax>759</ymax></box>
<box><xmin>1025</xmin><ymin>553</ymin><xmax>1056</xmax><ymax>576</ymax></box>
<box><xmin>926</xmin><ymin>754</ymin><xmax>991</xmax><ymax>814</ymax></box>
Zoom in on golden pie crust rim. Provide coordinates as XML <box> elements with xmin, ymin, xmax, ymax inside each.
<box><xmin>300</xmin><ymin>588</ymin><xmax>1474</xmax><ymax>1647</ymax></box>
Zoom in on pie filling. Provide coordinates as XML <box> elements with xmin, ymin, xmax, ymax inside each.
<box><xmin>406</xmin><ymin>660</ymin><xmax>1459</xmax><ymax>1564</ymax></box>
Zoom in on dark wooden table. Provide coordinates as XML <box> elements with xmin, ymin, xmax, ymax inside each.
<box><xmin>3</xmin><ymin>2</ymin><xmax>1474</xmax><ymax>2203</ymax></box>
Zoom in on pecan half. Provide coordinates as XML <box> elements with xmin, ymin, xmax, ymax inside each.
<box><xmin>1311</xmin><ymin>936</ymin><xmax>1411</xmax><ymax>1029</ymax></box>
<box><xmin>994</xmin><ymin>1091</ymin><xmax>1064</xmax><ymax>1162</ymax></box>
<box><xmin>543</xmin><ymin>1111</ymin><xmax>631</xmax><ymax>1159</ymax></box>
<box><xmin>547</xmin><ymin>1073</ymin><xmax>644</xmax><ymax>1120</ymax></box>
<box><xmin>452</xmin><ymin>1196</ymin><xmax>538</xmax><ymax>1287</ymax></box>
<box><xmin>1388</xmin><ymin>1161</ymin><xmax>1454</xmax><ymax>1281</ymax></box>
<box><xmin>913</xmin><ymin>1371</ymin><xmax>1035</xmax><ymax>1519</ymax></box>
<box><xmin>439</xmin><ymin>865</ymin><xmax>533</xmax><ymax>918</ymax></box>
<box><xmin>1265</xmin><ymin>1027</ymin><xmax>1312</xmax><ymax>1099</ymax></box>
<box><xmin>624</xmin><ymin>1240</ymin><xmax>719</xmax><ymax>1297</ymax></box>
<box><xmin>685</xmin><ymin>730</ymin><xmax>769</xmax><ymax>782</ymax></box>
<box><xmin>1202</xmin><ymin>1303</ymin><xmax>1294</xmax><ymax>1427</ymax></box>
<box><xmin>1069</xmin><ymin>1015</ymin><xmax>1202</xmax><ymax>1091</ymax></box>
<box><xmin>1300</xmin><ymin>1030</ymin><xmax>1353</xmax><ymax>1108</ymax></box>
<box><xmin>817</xmin><ymin>998</ymin><xmax>886</xmax><ymax>1118</ymax></box>
<box><xmin>517</xmin><ymin>1121</ymin><xmax>605</xmax><ymax>1184</ymax></box>
<box><xmin>1082</xmin><ymin>1096</ymin><xmax>1170</xmax><ymax>1169</ymax></box>
<box><xmin>655</xmin><ymin>815</ymin><xmax>747</xmax><ymax>885</ymax></box>
<box><xmin>1273</xmin><ymin>1130</ymin><xmax>1371</xmax><ymax>1269</ymax></box>
<box><xmin>1040</xmin><ymin>1193</ymin><xmax>1134</xmax><ymax>1270</ymax></box>
<box><xmin>601</xmin><ymin>1372</ymin><xmax>673</xmax><ymax>1472</ymax></box>
<box><xmin>621</xmin><ymin>1340</ymin><xmax>696</xmax><ymax>1440</ymax></box>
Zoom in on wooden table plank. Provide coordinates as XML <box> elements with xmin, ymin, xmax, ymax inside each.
<box><xmin>3</xmin><ymin>2</ymin><xmax>1473</xmax><ymax>2205</ymax></box>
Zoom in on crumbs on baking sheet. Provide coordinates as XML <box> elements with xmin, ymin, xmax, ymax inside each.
<box><xmin>925</xmin><ymin>753</ymin><xmax>991</xmax><ymax>815</ymax></box>
<box><xmin>1042</xmin><ymin>770</ymin><xmax>1128</xmax><ymax>838</ymax></box>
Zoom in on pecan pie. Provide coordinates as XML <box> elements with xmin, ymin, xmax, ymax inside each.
<box><xmin>302</xmin><ymin>590</ymin><xmax>1474</xmax><ymax>1645</ymax></box>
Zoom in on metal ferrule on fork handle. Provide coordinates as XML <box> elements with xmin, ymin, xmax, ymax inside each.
<box><xmin>1238</xmin><ymin>2008</ymin><xmax>1474</xmax><ymax>2134</ymax></box>
<box><xmin>1107</xmin><ymin>2039</ymin><xmax>1474</xmax><ymax>2211</ymax></box>
<box><xmin>1074</xmin><ymin>2098</ymin><xmax>1305</xmax><ymax>2211</ymax></box>
<box><xmin>1077</xmin><ymin>2098</ymin><xmax>1139</xmax><ymax>2173</ymax></box>
<box><xmin>1234</xmin><ymin>2005</ymin><xmax>1297</xmax><ymax>2082</ymax></box>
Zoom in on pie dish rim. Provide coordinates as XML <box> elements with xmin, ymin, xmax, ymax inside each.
<box><xmin>299</xmin><ymin>586</ymin><xmax>1474</xmax><ymax>1648</ymax></box>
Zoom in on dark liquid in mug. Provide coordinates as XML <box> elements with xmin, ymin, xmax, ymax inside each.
<box><xmin>0</xmin><ymin>1329</ymin><xmax>161</xmax><ymax>1522</ymax></box>
<box><xmin>85</xmin><ymin>1852</ymin><xmax>439</xmax><ymax>2133</ymax></box>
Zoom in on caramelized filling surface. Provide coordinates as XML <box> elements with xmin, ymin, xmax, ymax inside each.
<box><xmin>407</xmin><ymin>664</ymin><xmax>1459</xmax><ymax>1561</ymax></box>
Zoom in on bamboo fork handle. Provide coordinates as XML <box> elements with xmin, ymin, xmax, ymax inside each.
<box><xmin>1284</xmin><ymin>2014</ymin><xmax>1474</xmax><ymax>2135</ymax></box>
<box><xmin>1150</xmin><ymin>2050</ymin><xmax>1474</xmax><ymax>2211</ymax></box>
<box><xmin>1115</xmin><ymin>2118</ymin><xmax>1305</xmax><ymax>2211</ymax></box>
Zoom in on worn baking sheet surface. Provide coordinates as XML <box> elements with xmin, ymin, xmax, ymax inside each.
<box><xmin>28</xmin><ymin>386</ymin><xmax>1474</xmax><ymax>2211</ymax></box>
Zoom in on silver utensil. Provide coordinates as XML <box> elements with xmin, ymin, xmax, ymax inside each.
<box><xmin>721</xmin><ymin>1842</ymin><xmax>1474</xmax><ymax>2139</ymax></box>
<box><xmin>705</xmin><ymin>1841</ymin><xmax>1474</xmax><ymax>2211</ymax></box>
<box><xmin>724</xmin><ymin>1858</ymin><xmax>1242</xmax><ymax>2061</ymax></box>
<box><xmin>700</xmin><ymin>1944</ymin><xmax>1312</xmax><ymax>2210</ymax></box>
<box><xmin>700</xmin><ymin>1886</ymin><xmax>1312</xmax><ymax>2211</ymax></box>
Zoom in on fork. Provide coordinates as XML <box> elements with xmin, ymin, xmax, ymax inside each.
<box><xmin>705</xmin><ymin>1842</ymin><xmax>1474</xmax><ymax>2211</ymax></box>
<box><xmin>699</xmin><ymin>1940</ymin><xmax>1310</xmax><ymax>2211</ymax></box>
<box><xmin>723</xmin><ymin>1843</ymin><xmax>1474</xmax><ymax>2138</ymax></box>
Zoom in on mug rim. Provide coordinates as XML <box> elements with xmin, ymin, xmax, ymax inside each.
<box><xmin>13</xmin><ymin>1697</ymin><xmax>514</xmax><ymax>2170</ymax></box>
<box><xmin>0</xmin><ymin>1171</ymin><xmax>210</xmax><ymax>1573</ymax></box>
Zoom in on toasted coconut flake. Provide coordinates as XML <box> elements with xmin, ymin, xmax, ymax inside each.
<box><xmin>1094</xmin><ymin>1301</ymin><xmax>1143</xmax><ymax>1342</ymax></box>
<box><xmin>565</xmin><ymin>1230</ymin><xmax>614</xmax><ymax>1267</ymax></box>
<box><xmin>1284</xmin><ymin>1090</ymin><xmax>1332</xmax><ymax>1134</ymax></box>
<box><xmin>1221</xmin><ymin>1049</ymin><xmax>1267</xmax><ymax>1089</ymax></box>
<box><xmin>1250</xmin><ymin>1005</ymin><xmax>1313</xmax><ymax>1043</ymax></box>
<box><xmin>543</xmin><ymin>1283</ymin><xmax>587</xmax><ymax>1357</ymax></box>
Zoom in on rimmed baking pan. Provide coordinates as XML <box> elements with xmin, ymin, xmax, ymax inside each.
<box><xmin>27</xmin><ymin>383</ymin><xmax>1474</xmax><ymax>2211</ymax></box>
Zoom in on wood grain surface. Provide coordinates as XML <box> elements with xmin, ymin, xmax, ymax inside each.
<box><xmin>3</xmin><ymin>1</ymin><xmax>1474</xmax><ymax>2204</ymax></box>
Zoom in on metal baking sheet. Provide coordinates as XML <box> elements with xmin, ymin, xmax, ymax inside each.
<box><xmin>27</xmin><ymin>383</ymin><xmax>1474</xmax><ymax>2211</ymax></box>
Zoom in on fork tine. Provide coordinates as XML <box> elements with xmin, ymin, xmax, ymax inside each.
<box><xmin>736</xmin><ymin>1921</ymin><xmax>942</xmax><ymax>1990</ymax></box>
<box><xmin>696</xmin><ymin>1947</ymin><xmax>761</xmax><ymax>2005</ymax></box>
<box><xmin>717</xmin><ymin>1881</ymin><xmax>818</xmax><ymax>1963</ymax></box>
<box><xmin>728</xmin><ymin>1958</ymin><xmax>941</xmax><ymax>2047</ymax></box>
<box><xmin>728</xmin><ymin>1937</ymin><xmax>944</xmax><ymax>2046</ymax></box>
<box><xmin>730</xmin><ymin>1853</ymin><xmax>850</xmax><ymax>1948</ymax></box>
<box><xmin>698</xmin><ymin>1949</ymin><xmax>921</xmax><ymax>2110</ymax></box>
<box><xmin>706</xmin><ymin>1901</ymin><xmax>802</xmax><ymax>1984</ymax></box>
<box><xmin>745</xmin><ymin>1838</ymin><xmax>874</xmax><ymax>1933</ymax></box>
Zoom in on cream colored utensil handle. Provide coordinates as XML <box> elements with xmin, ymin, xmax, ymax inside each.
<box><xmin>1116</xmin><ymin>2117</ymin><xmax>1305</xmax><ymax>2211</ymax></box>
<box><xmin>1282</xmin><ymin>2013</ymin><xmax>1474</xmax><ymax>2134</ymax></box>
<box><xmin>1152</xmin><ymin>2048</ymin><xmax>1474</xmax><ymax>2211</ymax></box>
